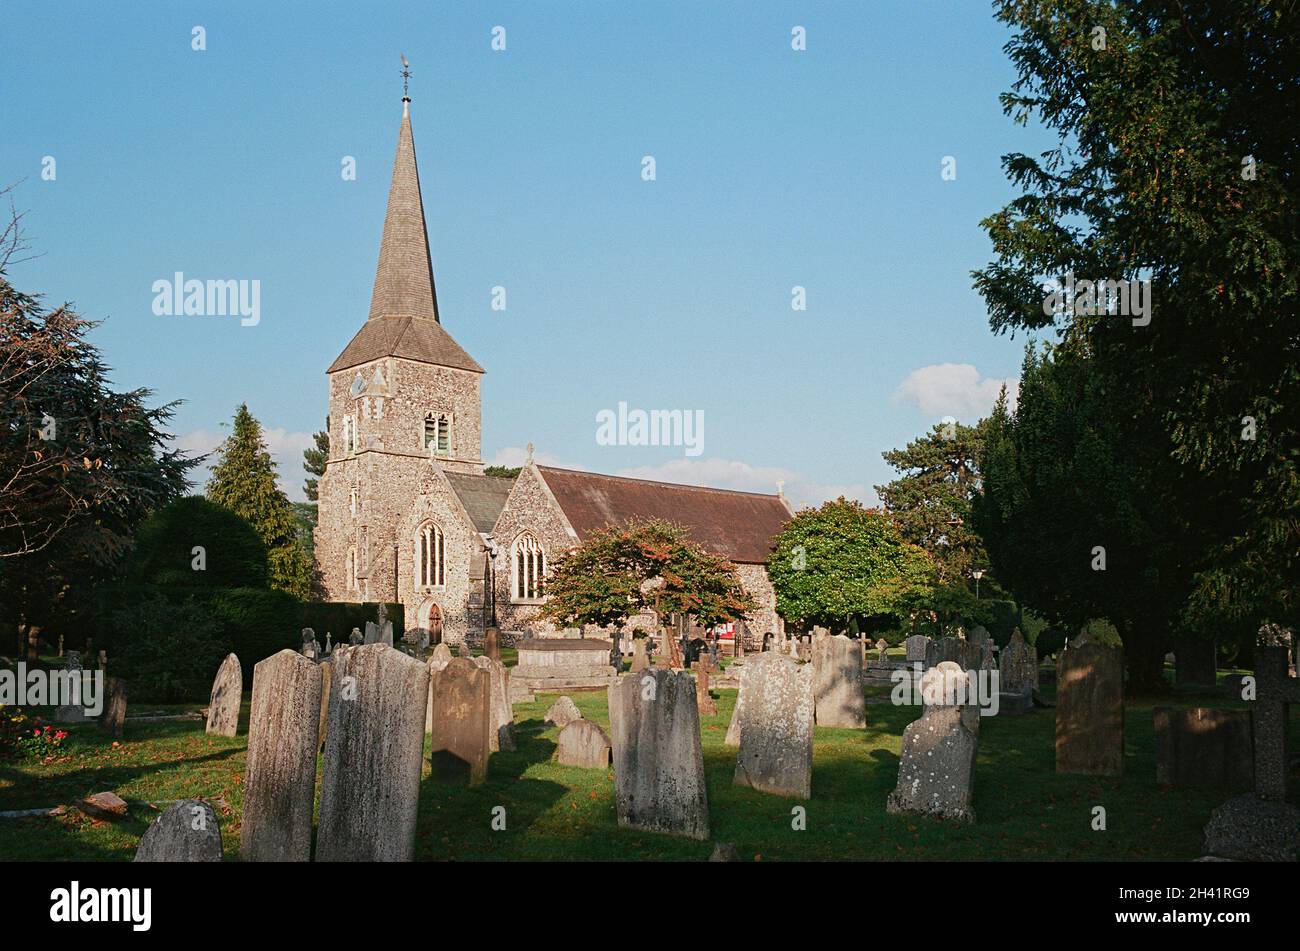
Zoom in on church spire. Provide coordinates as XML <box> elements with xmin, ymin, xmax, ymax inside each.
<box><xmin>367</xmin><ymin>55</ymin><xmax>440</xmax><ymax>323</ymax></box>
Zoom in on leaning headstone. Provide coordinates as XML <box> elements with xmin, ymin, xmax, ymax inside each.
<box><xmin>812</xmin><ymin>634</ymin><xmax>866</xmax><ymax>728</ymax></box>
<box><xmin>925</xmin><ymin>637</ymin><xmax>982</xmax><ymax>672</ymax></box>
<box><xmin>1153</xmin><ymin>707</ymin><xmax>1253</xmax><ymax>790</ymax></box>
<box><xmin>429</xmin><ymin>657</ymin><xmax>491</xmax><ymax>784</ymax></box>
<box><xmin>317</xmin><ymin>644</ymin><xmax>429</xmax><ymax>861</ymax></box>
<box><xmin>1056</xmin><ymin>642</ymin><xmax>1124</xmax><ymax>775</ymax></box>
<box><xmin>608</xmin><ymin>668</ymin><xmax>709</xmax><ymax>839</ymax></box>
<box><xmin>887</xmin><ymin>663</ymin><xmax>979</xmax><ymax>823</ymax></box>
<box><xmin>905</xmin><ymin>635</ymin><xmax>931</xmax><ymax>663</ymax></box>
<box><xmin>134</xmin><ymin>801</ymin><xmax>222</xmax><ymax>862</ymax></box>
<box><xmin>470</xmin><ymin>655</ymin><xmax>515</xmax><ymax>752</ymax></box>
<box><xmin>556</xmin><ymin>718</ymin><xmax>612</xmax><ymax>768</ymax></box>
<box><xmin>241</xmin><ymin>650</ymin><xmax>323</xmax><ymax>862</ymax></box>
<box><xmin>98</xmin><ymin>677</ymin><xmax>127</xmax><ymax>738</ymax></box>
<box><xmin>205</xmin><ymin>653</ymin><xmax>242</xmax><ymax>737</ymax></box>
<box><xmin>630</xmin><ymin>639</ymin><xmax>650</xmax><ymax>672</ymax></box>
<box><xmin>545</xmin><ymin>695</ymin><xmax>583</xmax><ymax>729</ymax></box>
<box><xmin>732</xmin><ymin>654</ymin><xmax>813</xmax><ymax>799</ymax></box>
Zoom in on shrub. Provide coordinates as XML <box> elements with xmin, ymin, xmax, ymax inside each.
<box><xmin>208</xmin><ymin>587</ymin><xmax>303</xmax><ymax>678</ymax></box>
<box><xmin>299</xmin><ymin>601</ymin><xmax>404</xmax><ymax>644</ymax></box>
<box><xmin>113</xmin><ymin>595</ymin><xmax>229</xmax><ymax>703</ymax></box>
<box><xmin>124</xmin><ymin>496</ymin><xmax>268</xmax><ymax>588</ymax></box>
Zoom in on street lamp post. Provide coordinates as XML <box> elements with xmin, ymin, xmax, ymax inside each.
<box><xmin>972</xmin><ymin>569</ymin><xmax>985</xmax><ymax>599</ymax></box>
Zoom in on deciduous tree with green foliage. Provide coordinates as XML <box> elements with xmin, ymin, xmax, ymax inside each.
<box><xmin>767</xmin><ymin>499</ymin><xmax>936</xmax><ymax>633</ymax></box>
<box><xmin>206</xmin><ymin>404</ymin><xmax>311</xmax><ymax>599</ymax></box>
<box><xmin>539</xmin><ymin>518</ymin><xmax>754</xmax><ymax>635</ymax></box>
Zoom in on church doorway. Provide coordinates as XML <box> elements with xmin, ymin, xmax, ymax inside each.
<box><xmin>419</xmin><ymin>600</ymin><xmax>444</xmax><ymax>644</ymax></box>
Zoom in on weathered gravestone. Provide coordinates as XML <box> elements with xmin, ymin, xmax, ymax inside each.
<box><xmin>545</xmin><ymin>695</ymin><xmax>583</xmax><ymax>729</ymax></box>
<box><xmin>1056</xmin><ymin>642</ymin><xmax>1124</xmax><ymax>775</ymax></box>
<box><xmin>608</xmin><ymin>669</ymin><xmax>709</xmax><ymax>840</ymax></box>
<box><xmin>134</xmin><ymin>800</ymin><xmax>222</xmax><ymax>862</ymax></box>
<box><xmin>998</xmin><ymin>628</ymin><xmax>1038</xmax><ymax>715</ymax></box>
<box><xmin>732</xmin><ymin>654</ymin><xmax>813</xmax><ymax>799</ymax></box>
<box><xmin>693</xmin><ymin>658</ymin><xmax>718</xmax><ymax>716</ymax></box>
<box><xmin>470</xmin><ymin>655</ymin><xmax>515</xmax><ymax>752</ymax></box>
<box><xmin>484</xmin><ymin>626</ymin><xmax>501</xmax><ymax>662</ymax></box>
<box><xmin>905</xmin><ymin>635</ymin><xmax>931</xmax><ymax>664</ymax></box>
<box><xmin>724</xmin><ymin>659</ymin><xmax>754</xmax><ymax>747</ymax></box>
<box><xmin>349</xmin><ymin>627</ymin><xmax>363</xmax><ymax>646</ymax></box>
<box><xmin>431</xmin><ymin>642</ymin><xmax>453</xmax><ymax>664</ymax></box>
<box><xmin>1252</xmin><ymin>644</ymin><xmax>1300</xmax><ymax>801</ymax></box>
<box><xmin>428</xmin><ymin>657</ymin><xmax>491</xmax><ymax>785</ymax></box>
<box><xmin>887</xmin><ymin>663</ymin><xmax>978</xmax><ymax>823</ymax></box>
<box><xmin>98</xmin><ymin>677</ymin><xmax>127</xmax><ymax>738</ymax></box>
<box><xmin>1153</xmin><ymin>707</ymin><xmax>1253</xmax><ymax>790</ymax></box>
<box><xmin>317</xmin><ymin>644</ymin><xmax>429</xmax><ymax>861</ymax></box>
<box><xmin>812</xmin><ymin>633</ymin><xmax>866</xmax><ymax>728</ymax></box>
<box><xmin>241</xmin><ymin>650</ymin><xmax>323</xmax><ymax>862</ymax></box>
<box><xmin>318</xmin><ymin>659</ymin><xmax>331</xmax><ymax>748</ymax></box>
<box><xmin>1202</xmin><ymin>793</ymin><xmax>1300</xmax><ymax>862</ymax></box>
<box><xmin>925</xmin><ymin>636</ymin><xmax>982</xmax><ymax>672</ymax></box>
<box><xmin>556</xmin><ymin>718</ymin><xmax>612</xmax><ymax>768</ymax></box>
<box><xmin>630</xmin><ymin>639</ymin><xmax>650</xmax><ymax>672</ymax></box>
<box><xmin>205</xmin><ymin>653</ymin><xmax>242</xmax><ymax>737</ymax></box>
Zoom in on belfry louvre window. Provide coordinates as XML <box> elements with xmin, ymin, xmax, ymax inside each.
<box><xmin>346</xmin><ymin>548</ymin><xmax>357</xmax><ymax>591</ymax></box>
<box><xmin>424</xmin><ymin>413</ymin><xmax>450</xmax><ymax>454</ymax></box>
<box><xmin>512</xmin><ymin>533</ymin><xmax>545</xmax><ymax>600</ymax></box>
<box><xmin>417</xmin><ymin>522</ymin><xmax>445</xmax><ymax>588</ymax></box>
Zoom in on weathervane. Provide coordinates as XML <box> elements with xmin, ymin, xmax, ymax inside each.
<box><xmin>400</xmin><ymin>53</ymin><xmax>411</xmax><ymax>100</ymax></box>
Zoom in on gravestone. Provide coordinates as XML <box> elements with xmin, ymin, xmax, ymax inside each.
<box><xmin>732</xmin><ymin>654</ymin><xmax>814</xmax><ymax>799</ymax></box>
<box><xmin>317</xmin><ymin>644</ymin><xmax>429</xmax><ymax>861</ymax></box>
<box><xmin>300</xmin><ymin>627</ymin><xmax>321</xmax><ymax>660</ymax></box>
<box><xmin>999</xmin><ymin>629</ymin><xmax>1038</xmax><ymax>693</ymax></box>
<box><xmin>545</xmin><ymin>695</ymin><xmax>583</xmax><ymax>729</ymax></box>
<box><xmin>349</xmin><ymin>627</ymin><xmax>363</xmax><ymax>646</ymax></box>
<box><xmin>134</xmin><ymin>801</ymin><xmax>222</xmax><ymax>862</ymax></box>
<box><xmin>205</xmin><ymin>653</ymin><xmax>242</xmax><ymax>737</ymax></box>
<box><xmin>363</xmin><ymin>621</ymin><xmax>379</xmax><ymax>645</ymax></box>
<box><xmin>608</xmin><ymin>669</ymin><xmax>709</xmax><ymax>839</ymax></box>
<box><xmin>470</xmin><ymin>655</ymin><xmax>515</xmax><ymax>752</ymax></box>
<box><xmin>693</xmin><ymin>659</ymin><xmax>717</xmax><ymax>716</ymax></box>
<box><xmin>379</xmin><ymin>620</ymin><xmax>394</xmax><ymax>648</ymax></box>
<box><xmin>1153</xmin><ymin>707</ymin><xmax>1253</xmax><ymax>790</ymax></box>
<box><xmin>925</xmin><ymin>637</ymin><xmax>982</xmax><ymax>672</ymax></box>
<box><xmin>967</xmin><ymin>626</ymin><xmax>991</xmax><ymax>649</ymax></box>
<box><xmin>53</xmin><ymin>653</ymin><xmax>91</xmax><ymax>723</ymax></box>
<box><xmin>98</xmin><ymin>677</ymin><xmax>127</xmax><ymax>738</ymax></box>
<box><xmin>425</xmin><ymin>652</ymin><xmax>450</xmax><ymax>732</ymax></box>
<box><xmin>724</xmin><ymin>659</ymin><xmax>754</xmax><ymax>747</ymax></box>
<box><xmin>905</xmin><ymin>635</ymin><xmax>931</xmax><ymax>663</ymax></box>
<box><xmin>241</xmin><ymin>650</ymin><xmax>323</xmax><ymax>862</ymax></box>
<box><xmin>318</xmin><ymin>660</ymin><xmax>331</xmax><ymax>748</ymax></box>
<box><xmin>1252</xmin><ymin>644</ymin><xmax>1300</xmax><ymax>801</ymax></box>
<box><xmin>484</xmin><ymin>626</ymin><xmax>501</xmax><ymax>662</ymax></box>
<box><xmin>429</xmin><ymin>657</ymin><xmax>491</xmax><ymax>784</ymax></box>
<box><xmin>812</xmin><ymin>634</ymin><xmax>866</xmax><ymax>728</ymax></box>
<box><xmin>630</xmin><ymin>639</ymin><xmax>650</xmax><ymax>672</ymax></box>
<box><xmin>1203</xmin><ymin>793</ymin><xmax>1300</xmax><ymax>862</ymax></box>
<box><xmin>1056</xmin><ymin>642</ymin><xmax>1124</xmax><ymax>775</ymax></box>
<box><xmin>431</xmin><ymin>642</ymin><xmax>453</xmax><ymax>664</ymax></box>
<box><xmin>556</xmin><ymin>718</ymin><xmax>612</xmax><ymax>768</ymax></box>
<box><xmin>887</xmin><ymin>700</ymin><xmax>978</xmax><ymax>824</ymax></box>
<box><xmin>919</xmin><ymin>661</ymin><xmax>982</xmax><ymax>735</ymax></box>
<box><xmin>875</xmin><ymin>638</ymin><xmax>888</xmax><ymax>664</ymax></box>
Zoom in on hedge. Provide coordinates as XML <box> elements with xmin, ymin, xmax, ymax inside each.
<box><xmin>299</xmin><ymin>601</ymin><xmax>404</xmax><ymax>645</ymax></box>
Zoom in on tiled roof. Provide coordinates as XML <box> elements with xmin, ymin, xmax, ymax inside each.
<box><xmin>445</xmin><ymin>471</ymin><xmax>515</xmax><ymax>533</ymax></box>
<box><xmin>537</xmin><ymin>466</ymin><xmax>791</xmax><ymax>564</ymax></box>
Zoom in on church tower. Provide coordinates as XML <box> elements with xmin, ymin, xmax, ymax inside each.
<box><xmin>316</xmin><ymin>80</ymin><xmax>485</xmax><ymax>616</ymax></box>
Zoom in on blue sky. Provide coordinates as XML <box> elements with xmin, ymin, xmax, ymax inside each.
<box><xmin>2</xmin><ymin>1</ymin><xmax>1050</xmax><ymax>507</ymax></box>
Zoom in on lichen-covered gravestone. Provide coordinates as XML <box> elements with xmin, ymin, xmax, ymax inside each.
<box><xmin>630</xmin><ymin>639</ymin><xmax>650</xmax><ymax>672</ymax></box>
<box><xmin>905</xmin><ymin>635</ymin><xmax>931</xmax><ymax>664</ymax></box>
<box><xmin>471</xmin><ymin>655</ymin><xmax>516</xmax><ymax>752</ymax></box>
<box><xmin>887</xmin><ymin>664</ymin><xmax>978</xmax><ymax>823</ymax></box>
<box><xmin>241</xmin><ymin>650</ymin><xmax>324</xmax><ymax>862</ymax></box>
<box><xmin>134</xmin><ymin>800</ymin><xmax>222</xmax><ymax>862</ymax></box>
<box><xmin>317</xmin><ymin>644</ymin><xmax>430</xmax><ymax>861</ymax></box>
<box><xmin>732</xmin><ymin>654</ymin><xmax>813</xmax><ymax>799</ymax></box>
<box><xmin>999</xmin><ymin>629</ymin><xmax>1038</xmax><ymax>693</ymax></box>
<box><xmin>608</xmin><ymin>668</ymin><xmax>709</xmax><ymax>840</ymax></box>
<box><xmin>205</xmin><ymin>653</ymin><xmax>241</xmax><ymax>737</ymax></box>
<box><xmin>98</xmin><ymin>677</ymin><xmax>127</xmax><ymax>738</ymax></box>
<box><xmin>545</xmin><ymin>695</ymin><xmax>583</xmax><ymax>729</ymax></box>
<box><xmin>812</xmin><ymin>634</ymin><xmax>866</xmax><ymax>728</ymax></box>
<box><xmin>428</xmin><ymin>657</ymin><xmax>491</xmax><ymax>784</ymax></box>
<box><xmin>1056</xmin><ymin>642</ymin><xmax>1124</xmax><ymax>775</ymax></box>
<box><xmin>556</xmin><ymin>718</ymin><xmax>612</xmax><ymax>768</ymax></box>
<box><xmin>925</xmin><ymin>637</ymin><xmax>982</xmax><ymax>672</ymax></box>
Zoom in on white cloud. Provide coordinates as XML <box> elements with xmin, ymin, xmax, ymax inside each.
<box><xmin>174</xmin><ymin>426</ymin><xmax>315</xmax><ymax>503</ymax></box>
<box><xmin>613</xmin><ymin>457</ymin><xmax>871</xmax><ymax>511</ymax></box>
<box><xmin>891</xmin><ymin>363</ymin><xmax>1019</xmax><ymax>420</ymax></box>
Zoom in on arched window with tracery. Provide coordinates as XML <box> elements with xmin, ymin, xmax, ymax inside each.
<box><xmin>416</xmin><ymin>521</ymin><xmax>445</xmax><ymax>588</ymax></box>
<box><xmin>424</xmin><ymin>412</ymin><xmax>451</xmax><ymax>455</ymax></box>
<box><xmin>512</xmin><ymin>532</ymin><xmax>545</xmax><ymax>600</ymax></box>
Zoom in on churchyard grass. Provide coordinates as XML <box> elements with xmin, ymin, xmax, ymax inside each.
<box><xmin>0</xmin><ymin>683</ymin><xmax>1285</xmax><ymax>861</ymax></box>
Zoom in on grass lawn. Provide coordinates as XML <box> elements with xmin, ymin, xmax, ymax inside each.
<box><xmin>0</xmin><ymin>674</ymin><xmax>1286</xmax><ymax>861</ymax></box>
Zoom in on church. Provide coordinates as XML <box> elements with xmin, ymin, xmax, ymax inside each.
<box><xmin>314</xmin><ymin>91</ymin><xmax>791</xmax><ymax>648</ymax></box>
